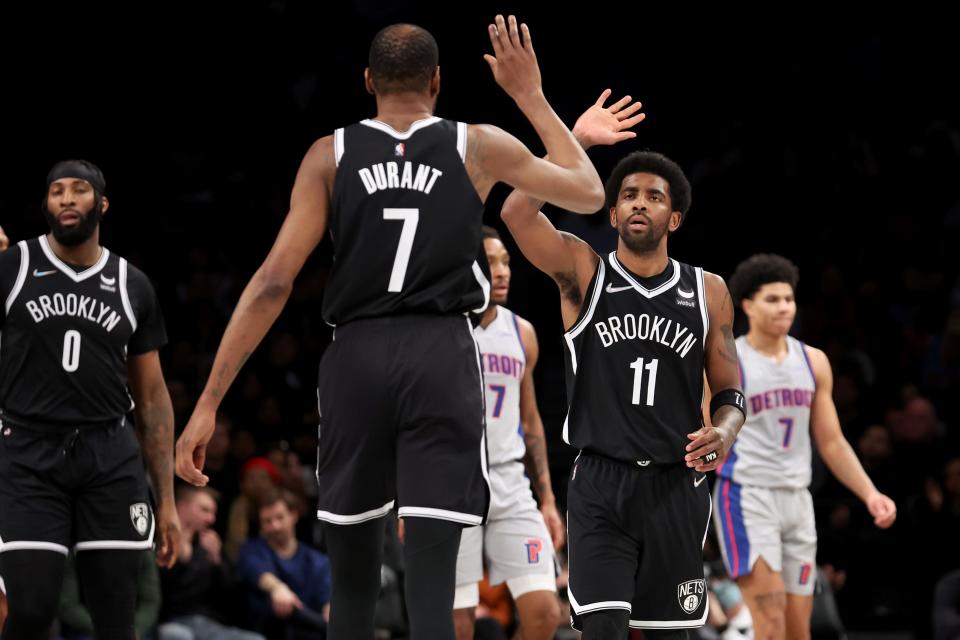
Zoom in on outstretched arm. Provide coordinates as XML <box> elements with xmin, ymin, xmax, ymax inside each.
<box><xmin>175</xmin><ymin>136</ymin><xmax>335</xmax><ymax>485</ymax></box>
<box><xmin>809</xmin><ymin>347</ymin><xmax>896</xmax><ymax>528</ymax></box>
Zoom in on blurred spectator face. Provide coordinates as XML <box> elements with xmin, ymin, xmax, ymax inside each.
<box><xmin>178</xmin><ymin>490</ymin><xmax>217</xmax><ymax>532</ymax></box>
<box><xmin>207</xmin><ymin>418</ymin><xmax>231</xmax><ymax>461</ymax></box>
<box><xmin>241</xmin><ymin>467</ymin><xmax>276</xmax><ymax>501</ymax></box>
<box><xmin>259</xmin><ymin>499</ymin><xmax>298</xmax><ymax>549</ymax></box>
<box><xmin>742</xmin><ymin>282</ymin><xmax>796</xmax><ymax>337</ymax></box>
<box><xmin>858</xmin><ymin>424</ymin><xmax>892</xmax><ymax>466</ymax></box>
<box><xmin>231</xmin><ymin>430</ymin><xmax>257</xmax><ymax>461</ymax></box>
<box><xmin>888</xmin><ymin>395</ymin><xmax>941</xmax><ymax>443</ymax></box>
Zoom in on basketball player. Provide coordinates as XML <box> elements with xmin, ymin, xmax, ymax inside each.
<box><xmin>0</xmin><ymin>160</ymin><xmax>180</xmax><ymax>640</ymax></box>
<box><xmin>453</xmin><ymin>225</ymin><xmax>564</xmax><ymax>640</ymax></box>
<box><xmin>500</xmin><ymin>94</ymin><xmax>746</xmax><ymax>639</ymax></box>
<box><xmin>713</xmin><ymin>254</ymin><xmax>896</xmax><ymax>640</ymax></box>
<box><xmin>175</xmin><ymin>17</ymin><xmax>604</xmax><ymax>640</ymax></box>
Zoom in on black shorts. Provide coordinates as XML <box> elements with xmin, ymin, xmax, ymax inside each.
<box><xmin>566</xmin><ymin>453</ymin><xmax>711</xmax><ymax>631</ymax></box>
<box><xmin>315</xmin><ymin>314</ymin><xmax>489</xmax><ymax>526</ymax></box>
<box><xmin>0</xmin><ymin>416</ymin><xmax>153</xmax><ymax>556</ymax></box>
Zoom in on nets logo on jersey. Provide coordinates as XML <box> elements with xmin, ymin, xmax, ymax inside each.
<box><xmin>394</xmin><ymin>142</ymin><xmax>405</xmax><ymax>157</ymax></box>
<box><xmin>130</xmin><ymin>503</ymin><xmax>150</xmax><ymax>537</ymax></box>
<box><xmin>525</xmin><ymin>538</ymin><xmax>543</xmax><ymax>564</ymax></box>
<box><xmin>677</xmin><ymin>579</ymin><xmax>705</xmax><ymax>614</ymax></box>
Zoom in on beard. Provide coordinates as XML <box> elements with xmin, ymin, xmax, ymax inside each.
<box><xmin>618</xmin><ymin>215</ymin><xmax>670</xmax><ymax>254</ymax></box>
<box><xmin>43</xmin><ymin>200</ymin><xmax>101</xmax><ymax>246</ymax></box>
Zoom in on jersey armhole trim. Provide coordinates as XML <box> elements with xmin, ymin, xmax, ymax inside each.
<box><xmin>695</xmin><ymin>267</ymin><xmax>709</xmax><ymax>347</ymax></box>
<box><xmin>119</xmin><ymin>259</ymin><xmax>138</xmax><ymax>332</ymax></box>
<box><xmin>457</xmin><ymin>121</ymin><xmax>467</xmax><ymax>162</ymax></box>
<box><xmin>334</xmin><ymin>127</ymin><xmax>345</xmax><ymax>166</ymax></box>
<box><xmin>5</xmin><ymin>240</ymin><xmax>30</xmax><ymax>314</ymax></box>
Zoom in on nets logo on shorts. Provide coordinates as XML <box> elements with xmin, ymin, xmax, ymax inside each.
<box><xmin>677</xmin><ymin>578</ymin><xmax>705</xmax><ymax>614</ymax></box>
<box><xmin>130</xmin><ymin>503</ymin><xmax>150</xmax><ymax>537</ymax></box>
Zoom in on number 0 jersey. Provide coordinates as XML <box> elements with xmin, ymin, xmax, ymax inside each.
<box><xmin>322</xmin><ymin>117</ymin><xmax>490</xmax><ymax>325</ymax></box>
<box><xmin>0</xmin><ymin>236</ymin><xmax>167</xmax><ymax>427</ymax></box>
<box><xmin>563</xmin><ymin>253</ymin><xmax>708</xmax><ymax>463</ymax></box>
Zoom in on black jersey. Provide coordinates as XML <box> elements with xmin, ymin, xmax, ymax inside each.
<box><xmin>563</xmin><ymin>252</ymin><xmax>708</xmax><ymax>463</ymax></box>
<box><xmin>322</xmin><ymin>117</ymin><xmax>489</xmax><ymax>325</ymax></box>
<box><xmin>0</xmin><ymin>236</ymin><xmax>167</xmax><ymax>427</ymax></box>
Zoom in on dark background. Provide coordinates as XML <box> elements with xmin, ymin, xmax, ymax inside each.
<box><xmin>1</xmin><ymin>2</ymin><xmax>957</xmax><ymax>635</ymax></box>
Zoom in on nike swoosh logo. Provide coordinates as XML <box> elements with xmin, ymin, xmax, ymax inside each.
<box><xmin>606</xmin><ymin>283</ymin><xmax>634</xmax><ymax>294</ymax></box>
<box><xmin>694</xmin><ymin>475</ymin><xmax>707</xmax><ymax>488</ymax></box>
<box><xmin>33</xmin><ymin>269</ymin><xmax>57</xmax><ymax>277</ymax></box>
<box><xmin>677</xmin><ymin>288</ymin><xmax>695</xmax><ymax>299</ymax></box>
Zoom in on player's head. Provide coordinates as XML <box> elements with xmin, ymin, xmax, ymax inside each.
<box><xmin>483</xmin><ymin>225</ymin><xmax>511</xmax><ymax>305</ymax></box>
<box><xmin>605</xmin><ymin>151</ymin><xmax>691</xmax><ymax>255</ymax></box>
<box><xmin>43</xmin><ymin>159</ymin><xmax>108</xmax><ymax>247</ymax></box>
<box><xmin>366</xmin><ymin>24</ymin><xmax>440</xmax><ymax>99</ymax></box>
<box><xmin>257</xmin><ymin>488</ymin><xmax>302</xmax><ymax>549</ymax></box>
<box><xmin>728</xmin><ymin>253</ymin><xmax>799</xmax><ymax>337</ymax></box>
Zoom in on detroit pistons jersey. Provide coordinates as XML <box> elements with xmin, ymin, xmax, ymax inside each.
<box><xmin>322</xmin><ymin>117</ymin><xmax>490</xmax><ymax>325</ymax></box>
<box><xmin>0</xmin><ymin>236</ymin><xmax>167</xmax><ymax>427</ymax></box>
<box><xmin>563</xmin><ymin>252</ymin><xmax>708</xmax><ymax>463</ymax></box>
<box><xmin>717</xmin><ymin>336</ymin><xmax>816</xmax><ymax>489</ymax></box>
<box><xmin>475</xmin><ymin>306</ymin><xmax>526</xmax><ymax>465</ymax></box>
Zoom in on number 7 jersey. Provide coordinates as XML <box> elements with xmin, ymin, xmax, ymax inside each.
<box><xmin>322</xmin><ymin>117</ymin><xmax>490</xmax><ymax>325</ymax></box>
<box><xmin>0</xmin><ymin>236</ymin><xmax>167</xmax><ymax>425</ymax></box>
<box><xmin>562</xmin><ymin>253</ymin><xmax>708</xmax><ymax>463</ymax></box>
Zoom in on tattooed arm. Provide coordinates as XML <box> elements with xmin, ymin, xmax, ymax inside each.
<box><xmin>175</xmin><ymin>135</ymin><xmax>335</xmax><ymax>486</ymax></box>
<box><xmin>517</xmin><ymin>317</ymin><xmax>565</xmax><ymax>549</ymax></box>
<box><xmin>684</xmin><ymin>272</ymin><xmax>745</xmax><ymax>472</ymax></box>
<box><xmin>128</xmin><ymin>351</ymin><xmax>181</xmax><ymax>567</ymax></box>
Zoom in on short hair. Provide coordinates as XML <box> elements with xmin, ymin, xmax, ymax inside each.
<box><xmin>174</xmin><ymin>483</ymin><xmax>220</xmax><ymax>505</ymax></box>
<box><xmin>604</xmin><ymin>151</ymin><xmax>692</xmax><ymax>223</ymax></box>
<box><xmin>728</xmin><ymin>254</ymin><xmax>800</xmax><ymax>306</ymax></box>
<box><xmin>257</xmin><ymin>487</ymin><xmax>303</xmax><ymax>516</ymax></box>
<box><xmin>481</xmin><ymin>225</ymin><xmax>501</xmax><ymax>241</ymax></box>
<box><xmin>368</xmin><ymin>24</ymin><xmax>439</xmax><ymax>95</ymax></box>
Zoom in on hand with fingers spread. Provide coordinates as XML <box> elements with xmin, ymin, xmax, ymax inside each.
<box><xmin>685</xmin><ymin>424</ymin><xmax>733</xmax><ymax>473</ymax></box>
<box><xmin>484</xmin><ymin>14</ymin><xmax>543</xmax><ymax>106</ymax></box>
<box><xmin>573</xmin><ymin>89</ymin><xmax>646</xmax><ymax>150</ymax></box>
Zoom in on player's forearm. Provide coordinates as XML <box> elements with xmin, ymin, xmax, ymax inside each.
<box><xmin>515</xmin><ymin>95</ymin><xmax>602</xmax><ymax>213</ymax></box>
<box><xmin>710</xmin><ymin>405</ymin><xmax>745</xmax><ymax>449</ymax></box>
<box><xmin>199</xmin><ymin>269</ymin><xmax>292</xmax><ymax>409</ymax></box>
<box><xmin>818</xmin><ymin>436</ymin><xmax>876</xmax><ymax>502</ymax></box>
<box><xmin>522</xmin><ymin>418</ymin><xmax>556</xmax><ymax>505</ymax></box>
<box><xmin>136</xmin><ymin>389</ymin><xmax>176</xmax><ymax>503</ymax></box>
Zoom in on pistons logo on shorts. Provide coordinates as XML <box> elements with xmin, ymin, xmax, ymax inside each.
<box><xmin>677</xmin><ymin>579</ymin><xmax>705</xmax><ymax>614</ymax></box>
<box><xmin>525</xmin><ymin>538</ymin><xmax>543</xmax><ymax>564</ymax></box>
<box><xmin>129</xmin><ymin>503</ymin><xmax>150</xmax><ymax>537</ymax></box>
<box><xmin>799</xmin><ymin>563</ymin><xmax>813</xmax><ymax>586</ymax></box>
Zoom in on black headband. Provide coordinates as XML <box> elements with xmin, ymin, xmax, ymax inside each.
<box><xmin>46</xmin><ymin>160</ymin><xmax>106</xmax><ymax>194</ymax></box>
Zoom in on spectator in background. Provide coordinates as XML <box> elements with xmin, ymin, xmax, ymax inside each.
<box><xmin>238</xmin><ymin>488</ymin><xmax>330</xmax><ymax>639</ymax></box>
<box><xmin>226</xmin><ymin>458</ymin><xmax>280</xmax><ymax>562</ymax></box>
<box><xmin>159</xmin><ymin>485</ymin><xmax>263</xmax><ymax>640</ymax></box>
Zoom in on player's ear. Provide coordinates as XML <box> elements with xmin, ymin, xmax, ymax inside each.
<box><xmin>430</xmin><ymin>66</ymin><xmax>440</xmax><ymax>97</ymax></box>
<box><xmin>609</xmin><ymin>206</ymin><xmax>617</xmax><ymax>228</ymax></box>
<box><xmin>100</xmin><ymin>196</ymin><xmax>110</xmax><ymax>216</ymax></box>
<box><xmin>668</xmin><ymin>210</ymin><xmax>681</xmax><ymax>232</ymax></box>
<box><xmin>364</xmin><ymin>68</ymin><xmax>376</xmax><ymax>95</ymax></box>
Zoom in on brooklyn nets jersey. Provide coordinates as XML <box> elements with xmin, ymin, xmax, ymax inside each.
<box><xmin>322</xmin><ymin>117</ymin><xmax>490</xmax><ymax>325</ymax></box>
<box><xmin>0</xmin><ymin>236</ymin><xmax>167</xmax><ymax>427</ymax></box>
<box><xmin>717</xmin><ymin>336</ymin><xmax>816</xmax><ymax>489</ymax></box>
<box><xmin>563</xmin><ymin>253</ymin><xmax>708</xmax><ymax>463</ymax></box>
<box><xmin>475</xmin><ymin>306</ymin><xmax>526</xmax><ymax>466</ymax></box>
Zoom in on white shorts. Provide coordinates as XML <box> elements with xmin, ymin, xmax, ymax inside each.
<box><xmin>454</xmin><ymin>461</ymin><xmax>557</xmax><ymax>608</ymax></box>
<box><xmin>713</xmin><ymin>478</ymin><xmax>817</xmax><ymax>596</ymax></box>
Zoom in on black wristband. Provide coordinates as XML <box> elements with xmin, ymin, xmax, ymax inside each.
<box><xmin>710</xmin><ymin>388</ymin><xmax>746</xmax><ymax>418</ymax></box>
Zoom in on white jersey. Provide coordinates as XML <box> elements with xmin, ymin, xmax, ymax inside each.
<box><xmin>475</xmin><ymin>306</ymin><xmax>527</xmax><ymax>466</ymax></box>
<box><xmin>717</xmin><ymin>336</ymin><xmax>816</xmax><ymax>489</ymax></box>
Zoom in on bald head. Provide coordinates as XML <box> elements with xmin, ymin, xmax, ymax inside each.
<box><xmin>368</xmin><ymin>23</ymin><xmax>438</xmax><ymax>95</ymax></box>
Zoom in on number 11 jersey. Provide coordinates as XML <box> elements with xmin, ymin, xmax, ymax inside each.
<box><xmin>562</xmin><ymin>252</ymin><xmax>708</xmax><ymax>463</ymax></box>
<box><xmin>323</xmin><ymin>117</ymin><xmax>490</xmax><ymax>325</ymax></box>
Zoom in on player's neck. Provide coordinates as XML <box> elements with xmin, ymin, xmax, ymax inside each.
<box><xmin>46</xmin><ymin>232</ymin><xmax>102</xmax><ymax>267</ymax></box>
<box><xmin>479</xmin><ymin>304</ymin><xmax>499</xmax><ymax>329</ymax></box>
<box><xmin>374</xmin><ymin>93</ymin><xmax>435</xmax><ymax>131</ymax></box>
<box><xmin>615</xmin><ymin>242</ymin><xmax>669</xmax><ymax>278</ymax></box>
<box><xmin>745</xmin><ymin>330</ymin><xmax>788</xmax><ymax>359</ymax></box>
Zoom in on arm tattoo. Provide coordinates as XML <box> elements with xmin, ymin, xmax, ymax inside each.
<box><xmin>522</xmin><ymin>431</ymin><xmax>553</xmax><ymax>501</ymax></box>
<box><xmin>137</xmin><ymin>399</ymin><xmax>175</xmax><ymax>503</ymax></box>
<box><xmin>209</xmin><ymin>350</ymin><xmax>252</xmax><ymax>401</ymax></box>
<box><xmin>718</xmin><ymin>323</ymin><xmax>738</xmax><ymax>365</ymax></box>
